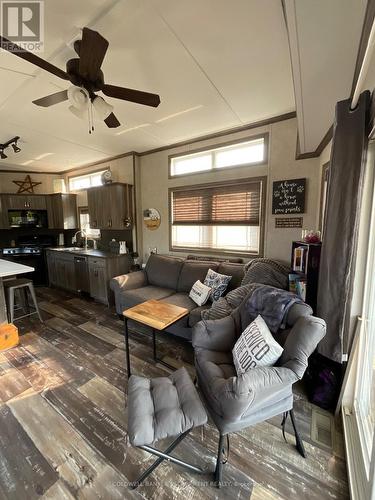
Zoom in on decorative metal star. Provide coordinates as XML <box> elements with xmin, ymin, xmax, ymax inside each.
<box><xmin>12</xmin><ymin>175</ymin><xmax>42</xmax><ymax>194</ymax></box>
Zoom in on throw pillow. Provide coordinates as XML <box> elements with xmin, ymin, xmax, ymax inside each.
<box><xmin>204</xmin><ymin>269</ymin><xmax>232</xmax><ymax>302</ymax></box>
<box><xmin>232</xmin><ymin>315</ymin><xmax>283</xmax><ymax>375</ymax></box>
<box><xmin>189</xmin><ymin>280</ymin><xmax>212</xmax><ymax>306</ymax></box>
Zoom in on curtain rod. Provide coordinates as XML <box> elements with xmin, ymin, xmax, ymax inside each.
<box><xmin>351</xmin><ymin>17</ymin><xmax>375</xmax><ymax>111</ymax></box>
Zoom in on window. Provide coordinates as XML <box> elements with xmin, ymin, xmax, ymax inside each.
<box><xmin>69</xmin><ymin>170</ymin><xmax>106</xmax><ymax>191</ymax></box>
<box><xmin>169</xmin><ymin>135</ymin><xmax>267</xmax><ymax>177</ymax></box>
<box><xmin>78</xmin><ymin>207</ymin><xmax>100</xmax><ymax>239</ymax></box>
<box><xmin>170</xmin><ymin>178</ymin><xmax>266</xmax><ymax>255</ymax></box>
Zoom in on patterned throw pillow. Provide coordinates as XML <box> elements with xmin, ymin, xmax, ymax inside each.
<box><xmin>189</xmin><ymin>280</ymin><xmax>212</xmax><ymax>306</ymax></box>
<box><xmin>204</xmin><ymin>268</ymin><xmax>232</xmax><ymax>302</ymax></box>
<box><xmin>232</xmin><ymin>315</ymin><xmax>283</xmax><ymax>375</ymax></box>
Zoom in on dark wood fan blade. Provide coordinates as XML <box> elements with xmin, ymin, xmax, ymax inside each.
<box><xmin>78</xmin><ymin>27</ymin><xmax>109</xmax><ymax>81</ymax></box>
<box><xmin>104</xmin><ymin>112</ymin><xmax>121</xmax><ymax>128</ymax></box>
<box><xmin>102</xmin><ymin>84</ymin><xmax>161</xmax><ymax>107</ymax></box>
<box><xmin>0</xmin><ymin>36</ymin><xmax>69</xmax><ymax>80</ymax></box>
<box><xmin>33</xmin><ymin>90</ymin><xmax>68</xmax><ymax>107</ymax></box>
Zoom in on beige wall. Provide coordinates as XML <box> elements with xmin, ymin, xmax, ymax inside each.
<box><xmin>0</xmin><ymin>171</ymin><xmax>62</xmax><ymax>194</ymax></box>
<box><xmin>139</xmin><ymin>117</ymin><xmax>321</xmax><ymax>263</ymax></box>
<box><xmin>64</xmin><ymin>155</ymin><xmax>134</xmax><ymax>208</ymax></box>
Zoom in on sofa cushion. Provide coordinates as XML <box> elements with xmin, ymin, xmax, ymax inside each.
<box><xmin>160</xmin><ymin>292</ymin><xmax>197</xmax><ymax>328</ymax></box>
<box><xmin>218</xmin><ymin>263</ymin><xmax>244</xmax><ymax>293</ymax></box>
<box><xmin>177</xmin><ymin>261</ymin><xmax>218</xmax><ymax>293</ymax></box>
<box><xmin>189</xmin><ymin>305</ymin><xmax>211</xmax><ymax>328</ymax></box>
<box><xmin>241</xmin><ymin>258</ymin><xmax>289</xmax><ymax>289</ymax></box>
<box><xmin>145</xmin><ymin>254</ymin><xmax>184</xmax><ymax>290</ymax></box>
<box><xmin>122</xmin><ymin>286</ymin><xmax>174</xmax><ymax>309</ymax></box>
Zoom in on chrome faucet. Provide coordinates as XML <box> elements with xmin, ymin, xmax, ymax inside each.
<box><xmin>72</xmin><ymin>229</ymin><xmax>88</xmax><ymax>249</ymax></box>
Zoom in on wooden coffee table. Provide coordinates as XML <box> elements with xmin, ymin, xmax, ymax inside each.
<box><xmin>123</xmin><ymin>299</ymin><xmax>189</xmax><ymax>378</ymax></box>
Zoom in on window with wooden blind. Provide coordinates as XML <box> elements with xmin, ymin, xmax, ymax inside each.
<box><xmin>170</xmin><ymin>177</ymin><xmax>266</xmax><ymax>255</ymax></box>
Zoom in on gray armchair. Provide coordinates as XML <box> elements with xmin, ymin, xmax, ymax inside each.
<box><xmin>192</xmin><ymin>299</ymin><xmax>326</xmax><ymax>487</ymax></box>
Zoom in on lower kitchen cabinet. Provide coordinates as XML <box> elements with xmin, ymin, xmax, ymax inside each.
<box><xmin>46</xmin><ymin>251</ymin><xmax>76</xmax><ymax>292</ymax></box>
<box><xmin>46</xmin><ymin>250</ymin><xmax>130</xmax><ymax>305</ymax></box>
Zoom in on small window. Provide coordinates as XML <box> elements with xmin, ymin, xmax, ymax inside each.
<box><xmin>69</xmin><ymin>170</ymin><xmax>106</xmax><ymax>191</ymax></box>
<box><xmin>79</xmin><ymin>207</ymin><xmax>100</xmax><ymax>239</ymax></box>
<box><xmin>170</xmin><ymin>177</ymin><xmax>266</xmax><ymax>255</ymax></box>
<box><xmin>170</xmin><ymin>136</ymin><xmax>267</xmax><ymax>177</ymax></box>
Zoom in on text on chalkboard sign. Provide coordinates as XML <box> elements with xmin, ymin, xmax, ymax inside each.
<box><xmin>272</xmin><ymin>178</ymin><xmax>306</xmax><ymax>215</ymax></box>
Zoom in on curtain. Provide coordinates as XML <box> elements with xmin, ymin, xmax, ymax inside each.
<box><xmin>317</xmin><ymin>90</ymin><xmax>371</xmax><ymax>362</ymax></box>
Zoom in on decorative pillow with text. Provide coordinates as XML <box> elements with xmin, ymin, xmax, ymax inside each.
<box><xmin>232</xmin><ymin>315</ymin><xmax>283</xmax><ymax>375</ymax></box>
<box><xmin>189</xmin><ymin>280</ymin><xmax>212</xmax><ymax>306</ymax></box>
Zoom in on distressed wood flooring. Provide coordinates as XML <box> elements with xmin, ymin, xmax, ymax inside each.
<box><xmin>0</xmin><ymin>287</ymin><xmax>349</xmax><ymax>499</ymax></box>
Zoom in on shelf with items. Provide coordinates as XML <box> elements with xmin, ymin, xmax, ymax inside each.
<box><xmin>290</xmin><ymin>241</ymin><xmax>322</xmax><ymax>312</ymax></box>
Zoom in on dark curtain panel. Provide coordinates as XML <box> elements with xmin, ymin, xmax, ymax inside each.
<box><xmin>317</xmin><ymin>90</ymin><xmax>370</xmax><ymax>363</ymax></box>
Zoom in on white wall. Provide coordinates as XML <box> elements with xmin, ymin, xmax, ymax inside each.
<box><xmin>139</xmin><ymin>117</ymin><xmax>321</xmax><ymax>263</ymax></box>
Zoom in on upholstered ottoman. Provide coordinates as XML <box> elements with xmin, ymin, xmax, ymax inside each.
<box><xmin>128</xmin><ymin>367</ymin><xmax>208</xmax><ymax>488</ymax></box>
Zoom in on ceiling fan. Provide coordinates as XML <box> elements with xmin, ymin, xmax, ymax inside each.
<box><xmin>0</xmin><ymin>27</ymin><xmax>161</xmax><ymax>129</ymax></box>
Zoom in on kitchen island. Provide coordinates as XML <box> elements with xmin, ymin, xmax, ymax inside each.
<box><xmin>0</xmin><ymin>259</ymin><xmax>34</xmax><ymax>324</ymax></box>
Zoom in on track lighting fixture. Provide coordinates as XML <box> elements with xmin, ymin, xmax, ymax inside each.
<box><xmin>0</xmin><ymin>136</ymin><xmax>21</xmax><ymax>159</ymax></box>
<box><xmin>12</xmin><ymin>140</ymin><xmax>21</xmax><ymax>153</ymax></box>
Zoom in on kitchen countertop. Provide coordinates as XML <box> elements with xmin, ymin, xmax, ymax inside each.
<box><xmin>47</xmin><ymin>247</ymin><xmax>130</xmax><ymax>259</ymax></box>
<box><xmin>0</xmin><ymin>259</ymin><xmax>34</xmax><ymax>277</ymax></box>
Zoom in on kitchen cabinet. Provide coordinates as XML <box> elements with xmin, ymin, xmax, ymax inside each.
<box><xmin>0</xmin><ymin>193</ymin><xmax>77</xmax><ymax>229</ymax></box>
<box><xmin>87</xmin><ymin>183</ymin><xmax>133</xmax><ymax>230</ymax></box>
<box><xmin>1</xmin><ymin>194</ymin><xmax>47</xmax><ymax>210</ymax></box>
<box><xmin>46</xmin><ymin>251</ymin><xmax>76</xmax><ymax>292</ymax></box>
<box><xmin>46</xmin><ymin>249</ymin><xmax>130</xmax><ymax>305</ymax></box>
<box><xmin>88</xmin><ymin>257</ymin><xmax>108</xmax><ymax>303</ymax></box>
<box><xmin>47</xmin><ymin>193</ymin><xmax>78</xmax><ymax>229</ymax></box>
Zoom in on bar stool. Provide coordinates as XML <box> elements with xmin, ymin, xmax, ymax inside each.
<box><xmin>4</xmin><ymin>278</ymin><xmax>43</xmax><ymax>323</ymax></box>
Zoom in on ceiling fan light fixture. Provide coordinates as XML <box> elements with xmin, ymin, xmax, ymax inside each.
<box><xmin>93</xmin><ymin>96</ymin><xmax>113</xmax><ymax>119</ymax></box>
<box><xmin>68</xmin><ymin>104</ymin><xmax>87</xmax><ymax>120</ymax></box>
<box><xmin>67</xmin><ymin>85</ymin><xmax>89</xmax><ymax>109</ymax></box>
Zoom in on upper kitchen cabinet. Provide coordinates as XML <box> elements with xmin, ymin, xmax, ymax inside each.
<box><xmin>87</xmin><ymin>183</ymin><xmax>133</xmax><ymax>230</ymax></box>
<box><xmin>1</xmin><ymin>194</ymin><xmax>47</xmax><ymax>210</ymax></box>
<box><xmin>47</xmin><ymin>193</ymin><xmax>78</xmax><ymax>229</ymax></box>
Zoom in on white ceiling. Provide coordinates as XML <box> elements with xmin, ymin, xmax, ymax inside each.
<box><xmin>284</xmin><ymin>0</ymin><xmax>367</xmax><ymax>153</ymax></box>
<box><xmin>0</xmin><ymin>0</ymin><xmax>295</xmax><ymax>172</ymax></box>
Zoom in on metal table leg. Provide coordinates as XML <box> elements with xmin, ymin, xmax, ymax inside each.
<box><xmin>152</xmin><ymin>327</ymin><xmax>177</xmax><ymax>371</ymax></box>
<box><xmin>124</xmin><ymin>317</ymin><xmax>131</xmax><ymax>378</ymax></box>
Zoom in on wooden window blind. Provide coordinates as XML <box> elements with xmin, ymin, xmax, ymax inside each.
<box><xmin>171</xmin><ymin>180</ymin><xmax>262</xmax><ymax>226</ymax></box>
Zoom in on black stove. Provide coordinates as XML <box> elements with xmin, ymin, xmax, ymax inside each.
<box><xmin>1</xmin><ymin>235</ymin><xmax>55</xmax><ymax>286</ymax></box>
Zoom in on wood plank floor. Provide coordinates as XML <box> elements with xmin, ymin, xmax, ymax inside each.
<box><xmin>0</xmin><ymin>287</ymin><xmax>349</xmax><ymax>499</ymax></box>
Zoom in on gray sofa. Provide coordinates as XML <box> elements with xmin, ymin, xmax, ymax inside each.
<box><xmin>110</xmin><ymin>253</ymin><xmax>244</xmax><ymax>340</ymax></box>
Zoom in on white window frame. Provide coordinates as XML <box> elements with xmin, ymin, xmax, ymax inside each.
<box><xmin>69</xmin><ymin>170</ymin><xmax>107</xmax><ymax>191</ymax></box>
<box><xmin>341</xmin><ymin>140</ymin><xmax>375</xmax><ymax>500</ymax></box>
<box><xmin>169</xmin><ymin>134</ymin><xmax>268</xmax><ymax>178</ymax></box>
<box><xmin>169</xmin><ymin>177</ymin><xmax>266</xmax><ymax>256</ymax></box>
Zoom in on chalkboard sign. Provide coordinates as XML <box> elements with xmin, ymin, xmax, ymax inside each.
<box><xmin>272</xmin><ymin>178</ymin><xmax>306</xmax><ymax>215</ymax></box>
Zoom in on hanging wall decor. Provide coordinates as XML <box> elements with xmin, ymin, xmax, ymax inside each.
<box><xmin>143</xmin><ymin>208</ymin><xmax>161</xmax><ymax>230</ymax></box>
<box><xmin>12</xmin><ymin>175</ymin><xmax>42</xmax><ymax>194</ymax></box>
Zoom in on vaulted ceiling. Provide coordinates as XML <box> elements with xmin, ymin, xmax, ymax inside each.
<box><xmin>0</xmin><ymin>0</ymin><xmax>368</xmax><ymax>172</ymax></box>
